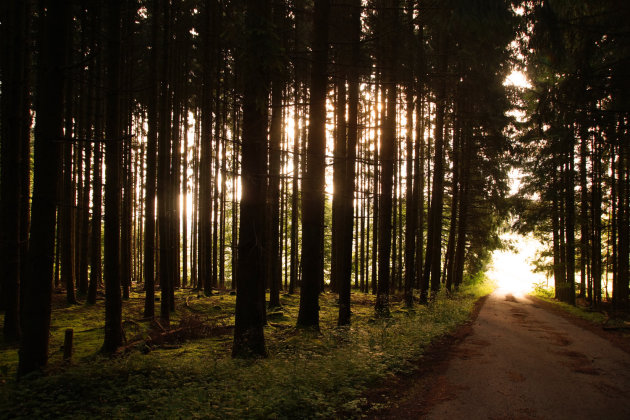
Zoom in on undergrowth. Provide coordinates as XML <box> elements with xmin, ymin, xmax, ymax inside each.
<box><xmin>0</xmin><ymin>281</ymin><xmax>492</xmax><ymax>419</ymax></box>
<box><xmin>530</xmin><ymin>282</ymin><xmax>610</xmax><ymax>325</ymax></box>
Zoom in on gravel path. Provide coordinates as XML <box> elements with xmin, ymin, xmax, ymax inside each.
<box><xmin>376</xmin><ymin>290</ymin><xmax>630</xmax><ymax>419</ymax></box>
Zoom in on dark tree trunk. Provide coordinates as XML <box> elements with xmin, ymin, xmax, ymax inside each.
<box><xmin>121</xmin><ymin>115</ymin><xmax>133</xmax><ymax>301</ymax></box>
<box><xmin>453</xmin><ymin>121</ymin><xmax>471</xmax><ymax>289</ymax></box>
<box><xmin>88</xmin><ymin>8</ymin><xmax>104</xmax><ymax>306</ymax></box>
<box><xmin>198</xmin><ymin>1</ymin><xmax>216</xmax><ymax>297</ymax></box>
<box><xmin>445</xmin><ymin>103</ymin><xmax>461</xmax><ymax>292</ymax></box>
<box><xmin>591</xmin><ymin>138</ymin><xmax>602</xmax><ymax>308</ymax></box>
<box><xmin>564</xmin><ymin>139</ymin><xmax>576</xmax><ymax>305</ymax></box>
<box><xmin>78</xmin><ymin>138</ymin><xmax>91</xmax><ymax>296</ymax></box>
<box><xmin>337</xmin><ymin>0</ymin><xmax>360</xmax><ymax>325</ymax></box>
<box><xmin>289</xmin><ymin>87</ymin><xmax>301</xmax><ymax>295</ymax></box>
<box><xmin>182</xmin><ymin>113</ymin><xmax>189</xmax><ymax>288</ymax></box>
<box><xmin>331</xmin><ymin>76</ymin><xmax>347</xmax><ymax>295</ymax></box>
<box><xmin>102</xmin><ymin>0</ymin><xmax>124</xmax><ymax>354</ymax></box>
<box><xmin>230</xmin><ymin>97</ymin><xmax>239</xmax><ymax>289</ymax></box>
<box><xmin>415</xmin><ymin>33</ymin><xmax>427</xmax><ymax>299</ymax></box>
<box><xmin>219</xmin><ymin>108</ymin><xmax>227</xmax><ymax>290</ymax></box>
<box><xmin>375</xmin><ymin>0</ymin><xmax>398</xmax><ymax>316</ymax></box>
<box><xmin>143</xmin><ymin>0</ymin><xmax>160</xmax><ymax>318</ymax></box>
<box><xmin>552</xmin><ymin>167</ymin><xmax>564</xmax><ymax>299</ymax></box>
<box><xmin>61</xmin><ymin>76</ymin><xmax>77</xmax><ymax>305</ymax></box>
<box><xmin>232</xmin><ymin>0</ymin><xmax>271</xmax><ymax>358</ymax></box>
<box><xmin>18</xmin><ymin>0</ymin><xmax>71</xmax><ymax>377</ymax></box>
<box><xmin>267</xmin><ymin>77</ymin><xmax>283</xmax><ymax>308</ymax></box>
<box><xmin>422</xmin><ymin>33</ymin><xmax>447</xmax><ymax>302</ymax></box>
<box><xmin>76</xmin><ymin>36</ymin><xmax>92</xmax><ymax>296</ymax></box>
<box><xmin>1</xmin><ymin>0</ymin><xmax>29</xmax><ymax>340</ymax></box>
<box><xmin>371</xmin><ymin>88</ymin><xmax>379</xmax><ymax>297</ymax></box>
<box><xmin>579</xmin><ymin>125</ymin><xmax>589</xmax><ymax>299</ymax></box>
<box><xmin>88</xmin><ymin>142</ymin><xmax>103</xmax><ymax>304</ymax></box>
<box><xmin>297</xmin><ymin>0</ymin><xmax>330</xmax><ymax>329</ymax></box>
<box><xmin>618</xmin><ymin>137</ymin><xmax>629</xmax><ymax>308</ymax></box>
<box><xmin>404</xmin><ymin>85</ymin><xmax>416</xmax><ymax>306</ymax></box>
<box><xmin>157</xmin><ymin>0</ymin><xmax>173</xmax><ymax>324</ymax></box>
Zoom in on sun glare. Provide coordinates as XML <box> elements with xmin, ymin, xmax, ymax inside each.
<box><xmin>504</xmin><ymin>69</ymin><xmax>531</xmax><ymax>89</ymax></box>
<box><xmin>488</xmin><ymin>233</ymin><xmax>547</xmax><ymax>297</ymax></box>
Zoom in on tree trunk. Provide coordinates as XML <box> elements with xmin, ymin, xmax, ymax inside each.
<box><xmin>18</xmin><ymin>0</ymin><xmax>71</xmax><ymax>376</ymax></box>
<box><xmin>198</xmin><ymin>1</ymin><xmax>216</xmax><ymax>297</ymax></box>
<box><xmin>579</xmin><ymin>124</ymin><xmax>589</xmax><ymax>299</ymax></box>
<box><xmin>267</xmin><ymin>76</ymin><xmax>283</xmax><ymax>308</ymax></box>
<box><xmin>61</xmin><ymin>74</ymin><xmax>77</xmax><ymax>305</ymax></box>
<box><xmin>337</xmin><ymin>0</ymin><xmax>360</xmax><ymax>325</ymax></box>
<box><xmin>143</xmin><ymin>0</ymin><xmax>160</xmax><ymax>318</ymax></box>
<box><xmin>1</xmin><ymin>0</ymin><xmax>29</xmax><ymax>340</ymax></box>
<box><xmin>102</xmin><ymin>0</ymin><xmax>124</xmax><ymax>354</ymax></box>
<box><xmin>618</xmin><ymin>136</ymin><xmax>629</xmax><ymax>309</ymax></box>
<box><xmin>297</xmin><ymin>0</ymin><xmax>330</xmax><ymax>329</ymax></box>
<box><xmin>232</xmin><ymin>0</ymin><xmax>271</xmax><ymax>358</ymax></box>
<box><xmin>422</xmin><ymin>33</ymin><xmax>447</xmax><ymax>302</ymax></box>
<box><xmin>157</xmin><ymin>0</ymin><xmax>173</xmax><ymax>324</ymax></box>
<box><xmin>564</xmin><ymin>138</ymin><xmax>576</xmax><ymax>305</ymax></box>
<box><xmin>445</xmin><ymin>102</ymin><xmax>461</xmax><ymax>292</ymax></box>
<box><xmin>591</xmin><ymin>138</ymin><xmax>602</xmax><ymax>308</ymax></box>
<box><xmin>375</xmin><ymin>0</ymin><xmax>398</xmax><ymax>315</ymax></box>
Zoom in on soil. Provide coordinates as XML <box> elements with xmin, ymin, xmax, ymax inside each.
<box><xmin>367</xmin><ymin>290</ymin><xmax>630</xmax><ymax>419</ymax></box>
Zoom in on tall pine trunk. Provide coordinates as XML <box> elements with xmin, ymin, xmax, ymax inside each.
<box><xmin>1</xmin><ymin>0</ymin><xmax>30</xmax><ymax>340</ymax></box>
<box><xmin>143</xmin><ymin>0</ymin><xmax>160</xmax><ymax>318</ymax></box>
<box><xmin>297</xmin><ymin>0</ymin><xmax>330</xmax><ymax>329</ymax></box>
<box><xmin>337</xmin><ymin>0</ymin><xmax>360</xmax><ymax>325</ymax></box>
<box><xmin>422</xmin><ymin>33</ymin><xmax>447</xmax><ymax>301</ymax></box>
<box><xmin>232</xmin><ymin>0</ymin><xmax>272</xmax><ymax>358</ymax></box>
<box><xmin>102</xmin><ymin>0</ymin><xmax>124</xmax><ymax>353</ymax></box>
<box><xmin>18</xmin><ymin>0</ymin><xmax>71</xmax><ymax>376</ymax></box>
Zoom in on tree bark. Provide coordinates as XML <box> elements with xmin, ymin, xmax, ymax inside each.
<box><xmin>297</xmin><ymin>0</ymin><xmax>330</xmax><ymax>329</ymax></box>
<box><xmin>267</xmin><ymin>77</ymin><xmax>284</xmax><ymax>308</ymax></box>
<box><xmin>1</xmin><ymin>0</ymin><xmax>29</xmax><ymax>340</ymax></box>
<box><xmin>18</xmin><ymin>0</ymin><xmax>71</xmax><ymax>376</ymax></box>
<box><xmin>422</xmin><ymin>32</ymin><xmax>447</xmax><ymax>302</ymax></box>
<box><xmin>102</xmin><ymin>0</ymin><xmax>124</xmax><ymax>353</ymax></box>
<box><xmin>143</xmin><ymin>0</ymin><xmax>160</xmax><ymax>318</ymax></box>
<box><xmin>232</xmin><ymin>0</ymin><xmax>271</xmax><ymax>358</ymax></box>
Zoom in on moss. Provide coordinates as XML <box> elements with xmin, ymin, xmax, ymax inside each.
<box><xmin>0</xmin><ymin>281</ymin><xmax>491</xmax><ymax>418</ymax></box>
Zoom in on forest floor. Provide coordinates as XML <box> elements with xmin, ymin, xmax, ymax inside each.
<box><xmin>0</xmin><ymin>282</ymin><xmax>493</xmax><ymax>419</ymax></box>
<box><xmin>371</xmin><ymin>289</ymin><xmax>630</xmax><ymax>419</ymax></box>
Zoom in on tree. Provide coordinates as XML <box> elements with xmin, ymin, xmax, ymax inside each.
<box><xmin>143</xmin><ymin>0</ymin><xmax>160</xmax><ymax>319</ymax></box>
<box><xmin>232</xmin><ymin>0</ymin><xmax>273</xmax><ymax>358</ymax></box>
<box><xmin>18</xmin><ymin>0</ymin><xmax>71</xmax><ymax>377</ymax></box>
<box><xmin>375</xmin><ymin>0</ymin><xmax>399</xmax><ymax>316</ymax></box>
<box><xmin>421</xmin><ymin>29</ymin><xmax>448</xmax><ymax>303</ymax></box>
<box><xmin>297</xmin><ymin>0</ymin><xmax>330</xmax><ymax>329</ymax></box>
<box><xmin>337</xmin><ymin>0</ymin><xmax>361</xmax><ymax>325</ymax></box>
<box><xmin>1</xmin><ymin>0</ymin><xmax>30</xmax><ymax>341</ymax></box>
<box><xmin>102</xmin><ymin>0</ymin><xmax>124</xmax><ymax>353</ymax></box>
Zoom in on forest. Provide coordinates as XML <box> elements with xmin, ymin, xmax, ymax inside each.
<box><xmin>1</xmin><ymin>0</ymin><xmax>629</xmax><ymax>417</ymax></box>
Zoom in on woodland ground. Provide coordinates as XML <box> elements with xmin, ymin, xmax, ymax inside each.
<box><xmin>373</xmin><ymin>290</ymin><xmax>630</xmax><ymax>419</ymax></box>
<box><xmin>0</xmin><ymin>282</ymin><xmax>492</xmax><ymax>419</ymax></box>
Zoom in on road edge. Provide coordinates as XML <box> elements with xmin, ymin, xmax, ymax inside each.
<box><xmin>363</xmin><ymin>293</ymin><xmax>491</xmax><ymax>419</ymax></box>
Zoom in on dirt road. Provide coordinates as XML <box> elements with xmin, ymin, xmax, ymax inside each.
<box><xmin>376</xmin><ymin>290</ymin><xmax>630</xmax><ymax>419</ymax></box>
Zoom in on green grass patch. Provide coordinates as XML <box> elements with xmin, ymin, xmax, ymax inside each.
<box><xmin>530</xmin><ymin>282</ymin><xmax>609</xmax><ymax>325</ymax></box>
<box><xmin>1</xmin><ymin>282</ymin><xmax>491</xmax><ymax>419</ymax></box>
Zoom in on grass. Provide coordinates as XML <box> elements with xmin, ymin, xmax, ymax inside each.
<box><xmin>530</xmin><ymin>282</ymin><xmax>612</xmax><ymax>326</ymax></box>
<box><xmin>0</xmin><ymin>281</ymin><xmax>493</xmax><ymax>419</ymax></box>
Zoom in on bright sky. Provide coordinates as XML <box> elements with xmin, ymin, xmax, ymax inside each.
<box><xmin>488</xmin><ymin>232</ymin><xmax>548</xmax><ymax>297</ymax></box>
<box><xmin>504</xmin><ymin>69</ymin><xmax>531</xmax><ymax>89</ymax></box>
<box><xmin>486</xmin><ymin>70</ymin><xmax>546</xmax><ymax>297</ymax></box>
